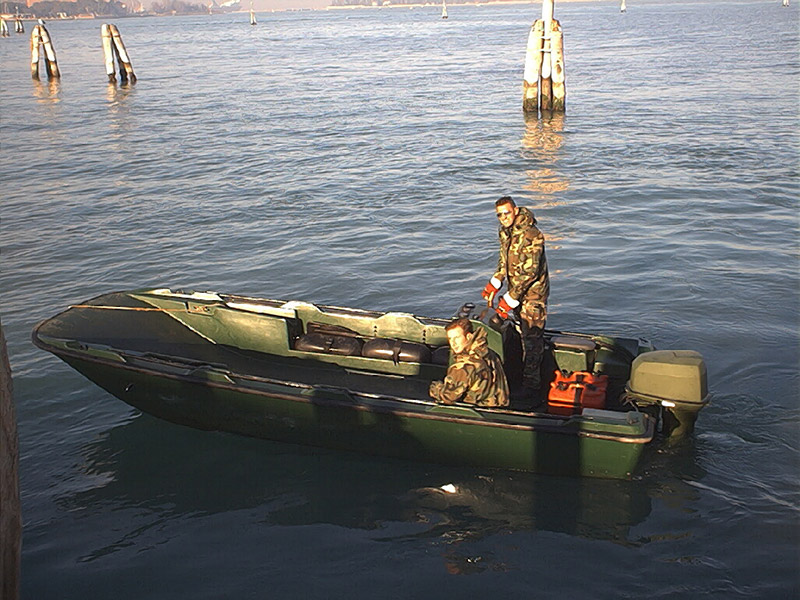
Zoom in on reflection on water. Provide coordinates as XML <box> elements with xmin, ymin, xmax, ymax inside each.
<box><xmin>520</xmin><ymin>113</ymin><xmax>570</xmax><ymax>202</ymax></box>
<box><xmin>520</xmin><ymin>113</ymin><xmax>570</xmax><ymax>257</ymax></box>
<box><xmin>32</xmin><ymin>79</ymin><xmax>61</xmax><ymax>103</ymax></box>
<box><xmin>57</xmin><ymin>413</ymin><xmax>703</xmax><ymax>566</ymax></box>
<box><xmin>106</xmin><ymin>83</ymin><xmax>136</xmax><ymax>141</ymax></box>
<box><xmin>106</xmin><ymin>82</ymin><xmax>136</xmax><ymax>107</ymax></box>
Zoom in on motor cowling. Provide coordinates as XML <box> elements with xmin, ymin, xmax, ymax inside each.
<box><xmin>625</xmin><ymin>350</ymin><xmax>709</xmax><ymax>438</ymax></box>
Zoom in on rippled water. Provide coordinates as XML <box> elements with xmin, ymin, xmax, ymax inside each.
<box><xmin>1</xmin><ymin>2</ymin><xmax>798</xmax><ymax>597</ymax></box>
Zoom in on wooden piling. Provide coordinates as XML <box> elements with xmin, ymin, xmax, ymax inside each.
<box><xmin>101</xmin><ymin>24</ymin><xmax>116</xmax><ymax>83</ymax></box>
<box><xmin>550</xmin><ymin>19</ymin><xmax>566</xmax><ymax>112</ymax></box>
<box><xmin>0</xmin><ymin>322</ymin><xmax>21</xmax><ymax>600</ymax></box>
<box><xmin>523</xmin><ymin>20</ymin><xmax>544</xmax><ymax>114</ymax></box>
<box><xmin>109</xmin><ymin>24</ymin><xmax>135</xmax><ymax>83</ymax></box>
<box><xmin>522</xmin><ymin>0</ymin><xmax>566</xmax><ymax>115</ymax></box>
<box><xmin>0</xmin><ymin>19</ymin><xmax>9</xmax><ymax>37</ymax></box>
<box><xmin>40</xmin><ymin>23</ymin><xmax>60</xmax><ymax>79</ymax></box>
<box><xmin>30</xmin><ymin>22</ymin><xmax>60</xmax><ymax>79</ymax></box>
<box><xmin>539</xmin><ymin>0</ymin><xmax>553</xmax><ymax>112</ymax></box>
<box><xmin>30</xmin><ymin>26</ymin><xmax>41</xmax><ymax>79</ymax></box>
<box><xmin>15</xmin><ymin>19</ymin><xmax>24</xmax><ymax>34</ymax></box>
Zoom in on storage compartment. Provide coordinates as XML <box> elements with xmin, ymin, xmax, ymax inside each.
<box><xmin>294</xmin><ymin>333</ymin><xmax>363</xmax><ymax>356</ymax></box>
<box><xmin>550</xmin><ymin>335</ymin><xmax>597</xmax><ymax>373</ymax></box>
<box><xmin>362</xmin><ymin>338</ymin><xmax>432</xmax><ymax>364</ymax></box>
<box><xmin>547</xmin><ymin>370</ymin><xmax>608</xmax><ymax>415</ymax></box>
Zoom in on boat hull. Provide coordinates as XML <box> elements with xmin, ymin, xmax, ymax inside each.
<box><xmin>56</xmin><ymin>350</ymin><xmax>651</xmax><ymax>479</ymax></box>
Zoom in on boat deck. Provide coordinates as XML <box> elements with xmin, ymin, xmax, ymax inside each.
<box><xmin>36</xmin><ymin>292</ymin><xmax>439</xmax><ymax>401</ymax></box>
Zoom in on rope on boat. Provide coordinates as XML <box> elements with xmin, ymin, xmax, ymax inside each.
<box><xmin>69</xmin><ymin>304</ymin><xmax>189</xmax><ymax>312</ymax></box>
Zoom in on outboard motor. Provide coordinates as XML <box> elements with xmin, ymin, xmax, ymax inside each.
<box><xmin>624</xmin><ymin>350</ymin><xmax>709</xmax><ymax>438</ymax></box>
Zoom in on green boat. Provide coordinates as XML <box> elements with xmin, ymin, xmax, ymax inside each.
<box><xmin>32</xmin><ymin>288</ymin><xmax>710</xmax><ymax>479</ymax></box>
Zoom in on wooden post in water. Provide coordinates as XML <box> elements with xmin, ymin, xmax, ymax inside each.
<box><xmin>522</xmin><ymin>0</ymin><xmax>566</xmax><ymax>116</ymax></box>
<box><xmin>522</xmin><ymin>20</ymin><xmax>544</xmax><ymax>114</ymax></box>
<box><xmin>111</xmin><ymin>24</ymin><xmax>135</xmax><ymax>83</ymax></box>
<box><xmin>101</xmin><ymin>24</ymin><xmax>116</xmax><ymax>82</ymax></box>
<box><xmin>30</xmin><ymin>26</ymin><xmax>41</xmax><ymax>79</ymax></box>
<box><xmin>39</xmin><ymin>22</ymin><xmax>60</xmax><ymax>79</ymax></box>
<box><xmin>539</xmin><ymin>0</ymin><xmax>553</xmax><ymax>111</ymax></box>
<box><xmin>550</xmin><ymin>20</ymin><xmax>566</xmax><ymax>112</ymax></box>
<box><xmin>0</xmin><ymin>322</ymin><xmax>21</xmax><ymax>600</ymax></box>
<box><xmin>0</xmin><ymin>19</ymin><xmax>9</xmax><ymax>37</ymax></box>
<box><xmin>15</xmin><ymin>14</ymin><xmax>24</xmax><ymax>33</ymax></box>
<box><xmin>102</xmin><ymin>24</ymin><xmax>136</xmax><ymax>83</ymax></box>
<box><xmin>30</xmin><ymin>22</ymin><xmax>60</xmax><ymax>80</ymax></box>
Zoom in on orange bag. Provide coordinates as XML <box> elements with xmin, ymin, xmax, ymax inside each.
<box><xmin>547</xmin><ymin>370</ymin><xmax>609</xmax><ymax>415</ymax></box>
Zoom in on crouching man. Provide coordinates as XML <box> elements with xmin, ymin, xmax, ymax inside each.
<box><xmin>429</xmin><ymin>318</ymin><xmax>509</xmax><ymax>407</ymax></box>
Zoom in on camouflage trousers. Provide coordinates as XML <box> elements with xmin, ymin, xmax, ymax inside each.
<box><xmin>518</xmin><ymin>300</ymin><xmax>547</xmax><ymax>391</ymax></box>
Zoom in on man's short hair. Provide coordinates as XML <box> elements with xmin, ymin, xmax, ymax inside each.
<box><xmin>495</xmin><ymin>196</ymin><xmax>516</xmax><ymax>209</ymax></box>
<box><xmin>445</xmin><ymin>317</ymin><xmax>473</xmax><ymax>334</ymax></box>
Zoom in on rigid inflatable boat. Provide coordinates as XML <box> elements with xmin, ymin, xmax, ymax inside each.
<box><xmin>32</xmin><ymin>288</ymin><xmax>710</xmax><ymax>479</ymax></box>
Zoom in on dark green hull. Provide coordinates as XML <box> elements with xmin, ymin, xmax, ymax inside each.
<box><xmin>57</xmin><ymin>352</ymin><xmax>650</xmax><ymax>479</ymax></box>
<box><xmin>33</xmin><ymin>289</ymin><xmax>668</xmax><ymax>479</ymax></box>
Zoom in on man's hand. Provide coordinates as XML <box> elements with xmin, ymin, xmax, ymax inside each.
<box><xmin>481</xmin><ymin>277</ymin><xmax>502</xmax><ymax>306</ymax></box>
<box><xmin>496</xmin><ymin>293</ymin><xmax>520</xmax><ymax>319</ymax></box>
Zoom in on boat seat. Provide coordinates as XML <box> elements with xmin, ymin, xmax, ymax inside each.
<box><xmin>362</xmin><ymin>338</ymin><xmax>432</xmax><ymax>364</ymax></box>
<box><xmin>294</xmin><ymin>333</ymin><xmax>362</xmax><ymax>356</ymax></box>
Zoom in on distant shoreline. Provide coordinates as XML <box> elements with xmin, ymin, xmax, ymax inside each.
<box><xmin>326</xmin><ymin>0</ymin><xmax>603</xmax><ymax>8</ymax></box>
<box><xmin>0</xmin><ymin>0</ymin><xmax>607</xmax><ymax>20</ymax></box>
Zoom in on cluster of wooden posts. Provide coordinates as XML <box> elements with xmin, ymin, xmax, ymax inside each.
<box><xmin>101</xmin><ymin>23</ymin><xmax>136</xmax><ymax>83</ymax></box>
<box><xmin>0</xmin><ymin>17</ymin><xmax>24</xmax><ymax>36</ymax></box>
<box><xmin>7</xmin><ymin>3</ymin><xmax>574</xmax><ymax>114</ymax></box>
<box><xmin>30</xmin><ymin>21</ymin><xmax>60</xmax><ymax>79</ymax></box>
<box><xmin>522</xmin><ymin>0</ymin><xmax>566</xmax><ymax>115</ymax></box>
<box><xmin>3</xmin><ymin>19</ymin><xmax>135</xmax><ymax>83</ymax></box>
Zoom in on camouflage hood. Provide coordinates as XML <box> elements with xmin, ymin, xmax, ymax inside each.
<box><xmin>459</xmin><ymin>327</ymin><xmax>491</xmax><ymax>361</ymax></box>
<box><xmin>507</xmin><ymin>206</ymin><xmax>536</xmax><ymax>232</ymax></box>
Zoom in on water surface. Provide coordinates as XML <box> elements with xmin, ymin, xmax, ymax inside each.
<box><xmin>1</xmin><ymin>2</ymin><xmax>798</xmax><ymax>597</ymax></box>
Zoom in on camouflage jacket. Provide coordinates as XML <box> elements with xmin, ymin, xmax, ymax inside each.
<box><xmin>429</xmin><ymin>328</ymin><xmax>510</xmax><ymax>407</ymax></box>
<box><xmin>493</xmin><ymin>207</ymin><xmax>550</xmax><ymax>303</ymax></box>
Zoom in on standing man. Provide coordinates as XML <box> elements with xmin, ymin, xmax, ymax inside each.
<box><xmin>429</xmin><ymin>318</ymin><xmax>509</xmax><ymax>407</ymax></box>
<box><xmin>481</xmin><ymin>196</ymin><xmax>550</xmax><ymax>398</ymax></box>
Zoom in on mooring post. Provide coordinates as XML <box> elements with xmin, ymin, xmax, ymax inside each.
<box><xmin>522</xmin><ymin>0</ymin><xmax>566</xmax><ymax>116</ymax></box>
<box><xmin>539</xmin><ymin>0</ymin><xmax>554</xmax><ymax>111</ymax></box>
<box><xmin>550</xmin><ymin>20</ymin><xmax>566</xmax><ymax>111</ymax></box>
<box><xmin>0</xmin><ymin>322</ymin><xmax>21</xmax><ymax>600</ymax></box>
<box><xmin>109</xmin><ymin>24</ymin><xmax>136</xmax><ymax>83</ymax></box>
<box><xmin>30</xmin><ymin>21</ymin><xmax>60</xmax><ymax>79</ymax></box>
<box><xmin>30</xmin><ymin>25</ymin><xmax>41</xmax><ymax>79</ymax></box>
<box><xmin>15</xmin><ymin>18</ymin><xmax>24</xmax><ymax>33</ymax></box>
<box><xmin>523</xmin><ymin>20</ymin><xmax>545</xmax><ymax>114</ymax></box>
<box><xmin>101</xmin><ymin>24</ymin><xmax>116</xmax><ymax>82</ymax></box>
<box><xmin>0</xmin><ymin>19</ymin><xmax>9</xmax><ymax>37</ymax></box>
